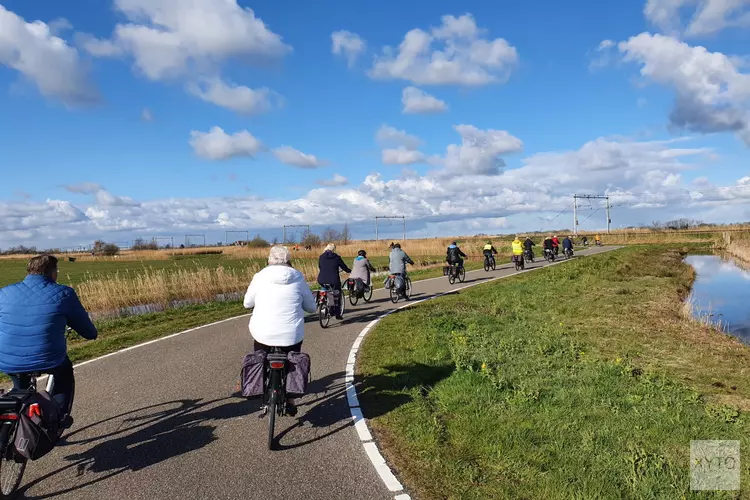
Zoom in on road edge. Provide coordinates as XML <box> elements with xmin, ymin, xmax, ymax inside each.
<box><xmin>344</xmin><ymin>250</ymin><xmax>611</xmax><ymax>500</ymax></box>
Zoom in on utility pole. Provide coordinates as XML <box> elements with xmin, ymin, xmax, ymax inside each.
<box><xmin>573</xmin><ymin>194</ymin><xmax>611</xmax><ymax>234</ymax></box>
<box><xmin>375</xmin><ymin>216</ymin><xmax>406</xmax><ymax>241</ymax></box>
<box><xmin>605</xmin><ymin>197</ymin><xmax>611</xmax><ymax>235</ymax></box>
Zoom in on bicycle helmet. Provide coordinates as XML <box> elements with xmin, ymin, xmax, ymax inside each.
<box><xmin>358</xmin><ymin>249</ymin><xmax>367</xmax><ymax>257</ymax></box>
<box><xmin>394</xmin><ymin>243</ymin><xmax>401</xmax><ymax>249</ymax></box>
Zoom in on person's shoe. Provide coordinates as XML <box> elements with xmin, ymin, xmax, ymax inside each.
<box><xmin>335</xmin><ymin>314</ymin><xmax>344</xmax><ymax>320</ymax></box>
<box><xmin>285</xmin><ymin>403</ymin><xmax>298</xmax><ymax>417</ymax></box>
<box><xmin>60</xmin><ymin>414</ymin><xmax>74</xmax><ymax>430</ymax></box>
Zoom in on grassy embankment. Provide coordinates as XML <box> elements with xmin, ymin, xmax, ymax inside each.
<box><xmin>357</xmin><ymin>246</ymin><xmax>750</xmax><ymax>499</ymax></box>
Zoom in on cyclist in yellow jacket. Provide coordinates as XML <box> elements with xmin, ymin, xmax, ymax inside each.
<box><xmin>511</xmin><ymin>236</ymin><xmax>524</xmax><ymax>264</ymax></box>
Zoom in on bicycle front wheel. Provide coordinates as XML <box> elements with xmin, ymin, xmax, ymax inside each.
<box><xmin>404</xmin><ymin>278</ymin><xmax>412</xmax><ymax>300</ymax></box>
<box><xmin>364</xmin><ymin>285</ymin><xmax>373</xmax><ymax>303</ymax></box>
<box><xmin>0</xmin><ymin>424</ymin><xmax>26</xmax><ymax>499</ymax></box>
<box><xmin>458</xmin><ymin>267</ymin><xmax>466</xmax><ymax>283</ymax></box>
<box><xmin>491</xmin><ymin>258</ymin><xmax>496</xmax><ymax>271</ymax></box>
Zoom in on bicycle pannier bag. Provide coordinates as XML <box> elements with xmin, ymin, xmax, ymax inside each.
<box><xmin>394</xmin><ymin>275</ymin><xmax>405</xmax><ymax>292</ymax></box>
<box><xmin>353</xmin><ymin>278</ymin><xmax>365</xmax><ymax>297</ymax></box>
<box><xmin>14</xmin><ymin>391</ymin><xmax>60</xmax><ymax>461</ymax></box>
<box><xmin>286</xmin><ymin>352</ymin><xmax>311</xmax><ymax>397</ymax></box>
<box><xmin>240</xmin><ymin>350</ymin><xmax>267</xmax><ymax>398</ymax></box>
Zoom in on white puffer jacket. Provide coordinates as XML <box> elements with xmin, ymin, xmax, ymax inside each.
<box><xmin>243</xmin><ymin>264</ymin><xmax>317</xmax><ymax>347</ymax></box>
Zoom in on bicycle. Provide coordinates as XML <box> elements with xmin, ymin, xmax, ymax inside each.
<box><xmin>524</xmin><ymin>249</ymin><xmax>535</xmax><ymax>263</ymax></box>
<box><xmin>447</xmin><ymin>263</ymin><xmax>465</xmax><ymax>285</ymax></box>
<box><xmin>513</xmin><ymin>255</ymin><xmax>525</xmax><ymax>271</ymax></box>
<box><xmin>544</xmin><ymin>249</ymin><xmax>556</xmax><ymax>262</ymax></box>
<box><xmin>345</xmin><ymin>279</ymin><xmax>373</xmax><ymax>306</ymax></box>
<box><xmin>483</xmin><ymin>253</ymin><xmax>496</xmax><ymax>272</ymax></box>
<box><xmin>564</xmin><ymin>247</ymin><xmax>574</xmax><ymax>259</ymax></box>
<box><xmin>388</xmin><ymin>274</ymin><xmax>412</xmax><ymax>303</ymax></box>
<box><xmin>316</xmin><ymin>285</ymin><xmax>345</xmax><ymax>328</ymax></box>
<box><xmin>259</xmin><ymin>347</ymin><xmax>289</xmax><ymax>450</ymax></box>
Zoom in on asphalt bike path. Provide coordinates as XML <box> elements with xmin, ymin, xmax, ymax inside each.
<box><xmin>17</xmin><ymin>246</ymin><xmax>618</xmax><ymax>499</ymax></box>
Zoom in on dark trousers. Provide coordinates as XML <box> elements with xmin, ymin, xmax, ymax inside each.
<box><xmin>9</xmin><ymin>356</ymin><xmax>74</xmax><ymax>415</ymax></box>
<box><xmin>253</xmin><ymin>341</ymin><xmax>303</xmax><ymax>354</ymax></box>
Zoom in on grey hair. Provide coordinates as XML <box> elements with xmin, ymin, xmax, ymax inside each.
<box><xmin>268</xmin><ymin>245</ymin><xmax>291</xmax><ymax>265</ymax></box>
<box><xmin>324</xmin><ymin>243</ymin><xmax>336</xmax><ymax>253</ymax></box>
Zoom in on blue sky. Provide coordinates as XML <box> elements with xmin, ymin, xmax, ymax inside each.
<box><xmin>0</xmin><ymin>0</ymin><xmax>749</xmax><ymax>248</ymax></box>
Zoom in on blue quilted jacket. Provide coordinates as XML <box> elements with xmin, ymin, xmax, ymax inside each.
<box><xmin>0</xmin><ymin>275</ymin><xmax>97</xmax><ymax>373</ymax></box>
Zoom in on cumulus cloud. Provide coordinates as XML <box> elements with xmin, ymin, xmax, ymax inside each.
<box><xmin>644</xmin><ymin>0</ymin><xmax>750</xmax><ymax>36</ymax></box>
<box><xmin>370</xmin><ymin>13</ymin><xmax>518</xmax><ymax>86</ymax></box>
<box><xmin>64</xmin><ymin>182</ymin><xmax>104</xmax><ymax>194</ymax></box>
<box><xmin>617</xmin><ymin>33</ymin><xmax>750</xmax><ymax>144</ymax></box>
<box><xmin>1</xmin><ymin>131</ymin><xmax>742</xmax><ymax>248</ymax></box>
<box><xmin>0</xmin><ymin>6</ymin><xmax>99</xmax><ymax>106</ymax></box>
<box><xmin>187</xmin><ymin>78</ymin><xmax>280</xmax><ymax>115</ymax></box>
<box><xmin>316</xmin><ymin>174</ymin><xmax>349</xmax><ymax>187</ymax></box>
<box><xmin>331</xmin><ymin>30</ymin><xmax>366</xmax><ymax>67</ymax></box>
<box><xmin>441</xmin><ymin>125</ymin><xmax>524</xmax><ymax>175</ymax></box>
<box><xmin>273</xmin><ymin>146</ymin><xmax>328</xmax><ymax>168</ymax></box>
<box><xmin>376</xmin><ymin>125</ymin><xmax>423</xmax><ymax>150</ymax></box>
<box><xmin>382</xmin><ymin>148</ymin><xmax>428</xmax><ymax>165</ymax></box>
<box><xmin>190</xmin><ymin>127</ymin><xmax>265</xmax><ymax>160</ymax></box>
<box><xmin>82</xmin><ymin>0</ymin><xmax>291</xmax><ymax>81</ymax></box>
<box><xmin>402</xmin><ymin>87</ymin><xmax>448</xmax><ymax>114</ymax></box>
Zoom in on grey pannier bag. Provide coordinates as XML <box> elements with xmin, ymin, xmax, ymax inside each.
<box><xmin>286</xmin><ymin>352</ymin><xmax>311</xmax><ymax>397</ymax></box>
<box><xmin>240</xmin><ymin>350</ymin><xmax>267</xmax><ymax>398</ymax></box>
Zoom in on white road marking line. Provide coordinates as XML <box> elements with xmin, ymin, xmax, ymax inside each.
<box><xmin>346</xmin><ymin>249</ymin><xmax>615</xmax><ymax>498</ymax></box>
<box><xmin>363</xmin><ymin>442</ymin><xmax>405</xmax><ymax>492</ymax></box>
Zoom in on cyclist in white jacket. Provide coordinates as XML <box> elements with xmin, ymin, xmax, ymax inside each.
<box><xmin>243</xmin><ymin>246</ymin><xmax>317</xmax><ymax>353</ymax></box>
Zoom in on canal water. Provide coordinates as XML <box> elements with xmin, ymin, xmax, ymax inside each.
<box><xmin>686</xmin><ymin>255</ymin><xmax>750</xmax><ymax>343</ymax></box>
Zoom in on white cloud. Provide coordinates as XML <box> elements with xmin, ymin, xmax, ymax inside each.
<box><xmin>187</xmin><ymin>78</ymin><xmax>279</xmax><ymax>115</ymax></box>
<box><xmin>376</xmin><ymin>125</ymin><xmax>423</xmax><ymax>150</ymax></box>
<box><xmin>48</xmin><ymin>18</ymin><xmax>73</xmax><ymax>36</ymax></box>
<box><xmin>273</xmin><ymin>146</ymin><xmax>328</xmax><ymax>169</ymax></box>
<box><xmin>141</xmin><ymin>107</ymin><xmax>153</xmax><ymax>121</ymax></box>
<box><xmin>617</xmin><ymin>33</ymin><xmax>750</xmax><ymax>144</ymax></box>
<box><xmin>370</xmin><ymin>14</ymin><xmax>518</xmax><ymax>86</ymax></box>
<box><xmin>382</xmin><ymin>148</ymin><xmax>428</xmax><ymax>165</ymax></box>
<box><xmin>402</xmin><ymin>86</ymin><xmax>448</xmax><ymax>114</ymax></box>
<box><xmin>441</xmin><ymin>124</ymin><xmax>523</xmax><ymax>175</ymax></box>
<box><xmin>644</xmin><ymin>0</ymin><xmax>750</xmax><ymax>36</ymax></box>
<box><xmin>2</xmin><ymin>131</ymin><xmax>744</xmax><ymax>248</ymax></box>
<box><xmin>94</xmin><ymin>190</ymin><xmax>141</xmax><ymax>207</ymax></box>
<box><xmin>0</xmin><ymin>6</ymin><xmax>98</xmax><ymax>106</ymax></box>
<box><xmin>83</xmin><ymin>0</ymin><xmax>291</xmax><ymax>81</ymax></box>
<box><xmin>64</xmin><ymin>182</ymin><xmax>103</xmax><ymax>194</ymax></box>
<box><xmin>331</xmin><ymin>30</ymin><xmax>365</xmax><ymax>67</ymax></box>
<box><xmin>190</xmin><ymin>127</ymin><xmax>265</xmax><ymax>160</ymax></box>
<box><xmin>316</xmin><ymin>174</ymin><xmax>349</xmax><ymax>187</ymax></box>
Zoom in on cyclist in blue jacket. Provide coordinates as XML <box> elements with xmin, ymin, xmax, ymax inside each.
<box><xmin>0</xmin><ymin>255</ymin><xmax>97</xmax><ymax>428</ymax></box>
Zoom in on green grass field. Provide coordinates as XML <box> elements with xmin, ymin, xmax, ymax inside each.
<box><xmin>357</xmin><ymin>246</ymin><xmax>750</xmax><ymax>499</ymax></box>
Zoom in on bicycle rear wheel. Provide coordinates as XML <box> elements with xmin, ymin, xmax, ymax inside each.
<box><xmin>0</xmin><ymin>424</ymin><xmax>26</xmax><ymax>499</ymax></box>
<box><xmin>349</xmin><ymin>291</ymin><xmax>358</xmax><ymax>306</ymax></box>
<box><xmin>319</xmin><ymin>305</ymin><xmax>330</xmax><ymax>328</ymax></box>
<box><xmin>267</xmin><ymin>398</ymin><xmax>277</xmax><ymax>450</ymax></box>
<box><xmin>484</xmin><ymin>259</ymin><xmax>490</xmax><ymax>272</ymax></box>
<box><xmin>390</xmin><ymin>287</ymin><xmax>399</xmax><ymax>303</ymax></box>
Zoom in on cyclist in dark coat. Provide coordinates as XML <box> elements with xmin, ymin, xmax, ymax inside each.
<box><xmin>317</xmin><ymin>244</ymin><xmax>351</xmax><ymax>320</ymax></box>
